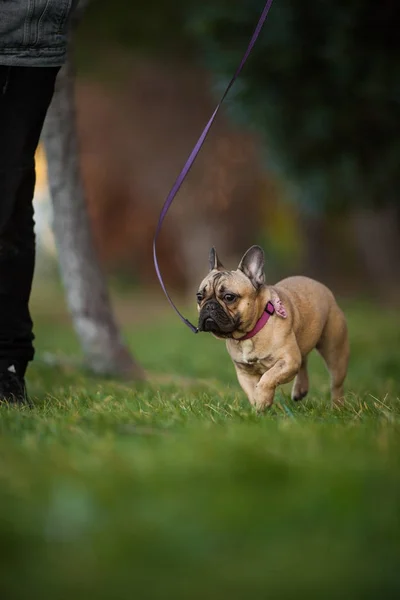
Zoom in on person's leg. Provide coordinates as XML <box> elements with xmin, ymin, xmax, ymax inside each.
<box><xmin>0</xmin><ymin>65</ymin><xmax>59</xmax><ymax>402</ymax></box>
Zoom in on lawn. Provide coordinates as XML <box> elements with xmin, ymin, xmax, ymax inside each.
<box><xmin>1</xmin><ymin>287</ymin><xmax>399</xmax><ymax>599</ymax></box>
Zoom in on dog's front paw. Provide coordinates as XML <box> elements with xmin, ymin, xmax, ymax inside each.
<box><xmin>254</xmin><ymin>402</ymin><xmax>273</xmax><ymax>414</ymax></box>
<box><xmin>254</xmin><ymin>385</ymin><xmax>274</xmax><ymax>413</ymax></box>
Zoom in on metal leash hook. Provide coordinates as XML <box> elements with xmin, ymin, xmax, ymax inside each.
<box><xmin>153</xmin><ymin>0</ymin><xmax>274</xmax><ymax>333</ymax></box>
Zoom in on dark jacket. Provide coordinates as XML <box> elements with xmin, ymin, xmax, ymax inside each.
<box><xmin>0</xmin><ymin>0</ymin><xmax>77</xmax><ymax>66</ymax></box>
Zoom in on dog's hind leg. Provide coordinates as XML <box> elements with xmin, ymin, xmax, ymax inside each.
<box><xmin>291</xmin><ymin>356</ymin><xmax>309</xmax><ymax>401</ymax></box>
<box><xmin>317</xmin><ymin>307</ymin><xmax>349</xmax><ymax>405</ymax></box>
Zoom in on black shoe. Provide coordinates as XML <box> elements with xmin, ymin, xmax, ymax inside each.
<box><xmin>0</xmin><ymin>363</ymin><xmax>29</xmax><ymax>405</ymax></box>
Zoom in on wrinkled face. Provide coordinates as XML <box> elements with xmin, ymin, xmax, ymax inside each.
<box><xmin>197</xmin><ymin>269</ymin><xmax>258</xmax><ymax>338</ymax></box>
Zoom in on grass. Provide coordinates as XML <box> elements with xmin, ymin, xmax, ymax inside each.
<box><xmin>1</xmin><ymin>288</ymin><xmax>399</xmax><ymax>599</ymax></box>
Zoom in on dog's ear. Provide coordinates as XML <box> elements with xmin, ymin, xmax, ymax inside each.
<box><xmin>238</xmin><ymin>245</ymin><xmax>265</xmax><ymax>288</ymax></box>
<box><xmin>271</xmin><ymin>289</ymin><xmax>287</xmax><ymax>318</ymax></box>
<box><xmin>209</xmin><ymin>247</ymin><xmax>224</xmax><ymax>272</ymax></box>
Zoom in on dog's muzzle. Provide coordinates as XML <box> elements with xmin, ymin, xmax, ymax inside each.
<box><xmin>198</xmin><ymin>300</ymin><xmax>236</xmax><ymax>335</ymax></box>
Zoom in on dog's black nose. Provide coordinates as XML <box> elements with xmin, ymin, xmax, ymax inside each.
<box><xmin>204</xmin><ymin>301</ymin><xmax>219</xmax><ymax>314</ymax></box>
<box><xmin>198</xmin><ymin>300</ymin><xmax>222</xmax><ymax>333</ymax></box>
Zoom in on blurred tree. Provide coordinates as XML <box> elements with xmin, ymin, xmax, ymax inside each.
<box><xmin>74</xmin><ymin>0</ymin><xmax>266</xmax><ymax>295</ymax></box>
<box><xmin>72</xmin><ymin>0</ymin><xmax>399</xmax><ymax>293</ymax></box>
<box><xmin>187</xmin><ymin>0</ymin><xmax>399</xmax><ymax>212</ymax></box>
<box><xmin>186</xmin><ymin>0</ymin><xmax>400</xmax><ymax>288</ymax></box>
<box><xmin>42</xmin><ymin>0</ymin><xmax>144</xmax><ymax>378</ymax></box>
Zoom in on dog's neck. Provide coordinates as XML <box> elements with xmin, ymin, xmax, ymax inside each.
<box><xmin>231</xmin><ymin>286</ymin><xmax>274</xmax><ymax>341</ymax></box>
<box><xmin>238</xmin><ymin>301</ymin><xmax>275</xmax><ymax>341</ymax></box>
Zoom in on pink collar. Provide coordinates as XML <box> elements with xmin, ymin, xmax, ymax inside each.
<box><xmin>239</xmin><ymin>301</ymin><xmax>275</xmax><ymax>341</ymax></box>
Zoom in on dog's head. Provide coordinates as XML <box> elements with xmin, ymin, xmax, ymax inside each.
<box><xmin>197</xmin><ymin>245</ymin><xmax>266</xmax><ymax>339</ymax></box>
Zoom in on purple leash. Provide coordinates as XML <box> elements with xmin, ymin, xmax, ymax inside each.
<box><xmin>153</xmin><ymin>0</ymin><xmax>274</xmax><ymax>333</ymax></box>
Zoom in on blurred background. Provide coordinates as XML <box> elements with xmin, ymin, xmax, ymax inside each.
<box><xmin>34</xmin><ymin>0</ymin><xmax>400</xmax><ymax>305</ymax></box>
<box><xmin>4</xmin><ymin>4</ymin><xmax>400</xmax><ymax>596</ymax></box>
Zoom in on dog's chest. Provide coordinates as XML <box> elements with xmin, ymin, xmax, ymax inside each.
<box><xmin>230</xmin><ymin>339</ymin><xmax>274</xmax><ymax>372</ymax></box>
<box><xmin>240</xmin><ymin>340</ymin><xmax>256</xmax><ymax>364</ymax></box>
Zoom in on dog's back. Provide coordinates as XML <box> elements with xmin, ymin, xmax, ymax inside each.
<box><xmin>274</xmin><ymin>276</ymin><xmax>345</xmax><ymax>355</ymax></box>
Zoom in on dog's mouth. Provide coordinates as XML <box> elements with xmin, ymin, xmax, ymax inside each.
<box><xmin>199</xmin><ymin>317</ymin><xmax>232</xmax><ymax>334</ymax></box>
<box><xmin>200</xmin><ymin>317</ymin><xmax>218</xmax><ymax>333</ymax></box>
<box><xmin>198</xmin><ymin>318</ymin><xmax>236</xmax><ymax>338</ymax></box>
<box><xmin>198</xmin><ymin>302</ymin><xmax>239</xmax><ymax>338</ymax></box>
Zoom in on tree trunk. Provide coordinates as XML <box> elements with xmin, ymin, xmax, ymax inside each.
<box><xmin>41</xmin><ymin>54</ymin><xmax>144</xmax><ymax>379</ymax></box>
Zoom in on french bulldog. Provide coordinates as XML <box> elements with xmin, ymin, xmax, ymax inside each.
<box><xmin>197</xmin><ymin>245</ymin><xmax>349</xmax><ymax>411</ymax></box>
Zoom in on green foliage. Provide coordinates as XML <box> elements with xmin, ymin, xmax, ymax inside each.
<box><xmin>186</xmin><ymin>0</ymin><xmax>400</xmax><ymax>213</ymax></box>
<box><xmin>1</xmin><ymin>289</ymin><xmax>400</xmax><ymax>597</ymax></box>
<box><xmin>76</xmin><ymin>0</ymin><xmax>193</xmax><ymax>62</ymax></box>
<box><xmin>75</xmin><ymin>1</ymin><xmax>400</xmax><ymax>213</ymax></box>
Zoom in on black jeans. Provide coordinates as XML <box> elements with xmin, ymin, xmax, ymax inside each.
<box><xmin>0</xmin><ymin>66</ymin><xmax>59</xmax><ymax>374</ymax></box>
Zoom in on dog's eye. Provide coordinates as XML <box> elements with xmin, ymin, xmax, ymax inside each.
<box><xmin>196</xmin><ymin>293</ymin><xmax>203</xmax><ymax>304</ymax></box>
<box><xmin>224</xmin><ymin>293</ymin><xmax>237</xmax><ymax>303</ymax></box>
